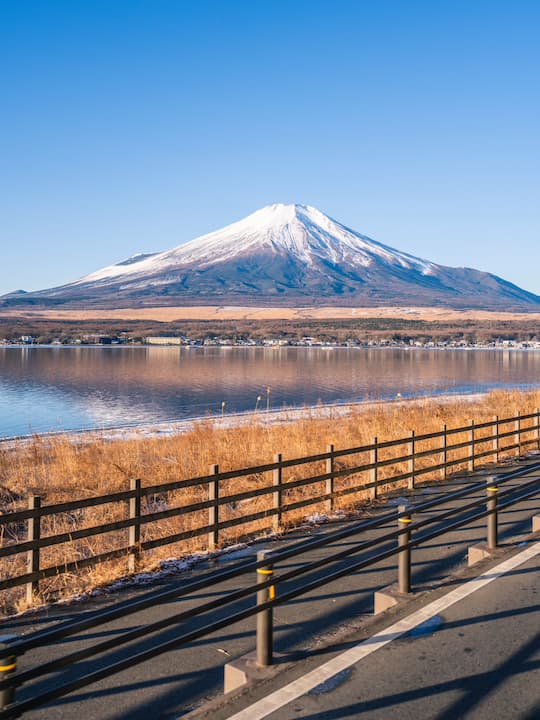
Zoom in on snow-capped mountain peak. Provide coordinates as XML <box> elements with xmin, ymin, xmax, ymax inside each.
<box><xmin>74</xmin><ymin>203</ymin><xmax>435</xmax><ymax>285</ymax></box>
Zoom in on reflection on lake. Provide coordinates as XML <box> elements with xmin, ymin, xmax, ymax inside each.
<box><xmin>1</xmin><ymin>346</ymin><xmax>539</xmax><ymax>437</ymax></box>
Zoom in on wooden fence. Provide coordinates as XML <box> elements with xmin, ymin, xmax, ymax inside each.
<box><xmin>1</xmin><ymin>409</ymin><xmax>539</xmax><ymax>605</ymax></box>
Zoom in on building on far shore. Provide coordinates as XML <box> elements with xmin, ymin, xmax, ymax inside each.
<box><xmin>145</xmin><ymin>336</ymin><xmax>185</xmax><ymax>346</ymax></box>
<box><xmin>81</xmin><ymin>334</ymin><xmax>116</xmax><ymax>345</ymax></box>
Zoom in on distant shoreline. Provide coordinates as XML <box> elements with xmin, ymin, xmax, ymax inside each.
<box><xmin>2</xmin><ymin>342</ymin><xmax>540</xmax><ymax>351</ymax></box>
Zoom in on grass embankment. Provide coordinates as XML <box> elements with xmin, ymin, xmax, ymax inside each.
<box><xmin>1</xmin><ymin>388</ymin><xmax>539</xmax><ymax>615</ymax></box>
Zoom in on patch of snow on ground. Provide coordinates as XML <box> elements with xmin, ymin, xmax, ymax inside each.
<box><xmin>304</xmin><ymin>510</ymin><xmax>348</xmax><ymax>525</ymax></box>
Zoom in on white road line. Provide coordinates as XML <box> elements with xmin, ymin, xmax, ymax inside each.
<box><xmin>226</xmin><ymin>540</ymin><xmax>540</xmax><ymax>720</ymax></box>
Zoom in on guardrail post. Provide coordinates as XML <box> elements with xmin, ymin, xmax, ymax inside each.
<box><xmin>486</xmin><ymin>480</ymin><xmax>498</xmax><ymax>549</ymax></box>
<box><xmin>515</xmin><ymin>413</ymin><xmax>521</xmax><ymax>456</ymax></box>
<box><xmin>26</xmin><ymin>496</ymin><xmax>41</xmax><ymax>606</ymax></box>
<box><xmin>493</xmin><ymin>415</ymin><xmax>500</xmax><ymax>463</ymax></box>
<box><xmin>536</xmin><ymin>407</ymin><xmax>540</xmax><ymax>450</ymax></box>
<box><xmin>256</xmin><ymin>550</ymin><xmax>274</xmax><ymax>666</ymax></box>
<box><xmin>208</xmin><ymin>464</ymin><xmax>219</xmax><ymax>551</ymax></box>
<box><xmin>370</xmin><ymin>437</ymin><xmax>378</xmax><ymax>500</ymax></box>
<box><xmin>0</xmin><ymin>635</ymin><xmax>17</xmax><ymax>710</ymax></box>
<box><xmin>325</xmin><ymin>444</ymin><xmax>334</xmax><ymax>513</ymax></box>
<box><xmin>128</xmin><ymin>478</ymin><xmax>141</xmax><ymax>573</ymax></box>
<box><xmin>408</xmin><ymin>431</ymin><xmax>415</xmax><ymax>490</ymax></box>
<box><xmin>468</xmin><ymin>420</ymin><xmax>475</xmax><ymax>472</ymax></box>
<box><xmin>441</xmin><ymin>424</ymin><xmax>447</xmax><ymax>480</ymax></box>
<box><xmin>398</xmin><ymin>505</ymin><xmax>412</xmax><ymax>594</ymax></box>
<box><xmin>272</xmin><ymin>453</ymin><xmax>282</xmax><ymax>532</ymax></box>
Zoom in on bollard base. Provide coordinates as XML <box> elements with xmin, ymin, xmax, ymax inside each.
<box><xmin>467</xmin><ymin>543</ymin><xmax>505</xmax><ymax>567</ymax></box>
<box><xmin>373</xmin><ymin>584</ymin><xmax>414</xmax><ymax>615</ymax></box>
<box><xmin>224</xmin><ymin>651</ymin><xmax>288</xmax><ymax>694</ymax></box>
<box><xmin>533</xmin><ymin>515</ymin><xmax>540</xmax><ymax>533</ymax></box>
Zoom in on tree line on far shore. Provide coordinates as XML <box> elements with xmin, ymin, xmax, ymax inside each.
<box><xmin>1</xmin><ymin>316</ymin><xmax>539</xmax><ymax>346</ymax></box>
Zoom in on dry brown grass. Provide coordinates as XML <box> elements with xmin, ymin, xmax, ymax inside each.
<box><xmin>1</xmin><ymin>388</ymin><xmax>539</xmax><ymax>615</ymax></box>
<box><xmin>3</xmin><ymin>305</ymin><xmax>540</xmax><ymax>322</ymax></box>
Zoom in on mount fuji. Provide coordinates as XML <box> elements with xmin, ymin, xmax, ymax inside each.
<box><xmin>3</xmin><ymin>203</ymin><xmax>539</xmax><ymax>310</ymax></box>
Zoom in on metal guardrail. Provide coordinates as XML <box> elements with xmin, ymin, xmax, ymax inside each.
<box><xmin>1</xmin><ymin>411</ymin><xmax>540</xmax><ymax>606</ymax></box>
<box><xmin>0</xmin><ymin>460</ymin><xmax>538</xmax><ymax>717</ymax></box>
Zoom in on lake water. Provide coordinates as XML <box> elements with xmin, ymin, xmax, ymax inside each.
<box><xmin>1</xmin><ymin>345</ymin><xmax>539</xmax><ymax>438</ymax></box>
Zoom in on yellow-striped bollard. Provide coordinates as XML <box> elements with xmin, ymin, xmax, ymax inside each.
<box><xmin>0</xmin><ymin>635</ymin><xmax>17</xmax><ymax>710</ymax></box>
<box><xmin>256</xmin><ymin>551</ymin><xmax>274</xmax><ymax>666</ymax></box>
<box><xmin>398</xmin><ymin>505</ymin><xmax>412</xmax><ymax>594</ymax></box>
<box><xmin>487</xmin><ymin>480</ymin><xmax>499</xmax><ymax>549</ymax></box>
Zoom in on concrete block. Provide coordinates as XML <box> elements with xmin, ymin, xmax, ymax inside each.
<box><xmin>224</xmin><ymin>652</ymin><xmax>287</xmax><ymax>694</ymax></box>
<box><xmin>224</xmin><ymin>653</ymin><xmax>256</xmax><ymax>694</ymax></box>
<box><xmin>467</xmin><ymin>543</ymin><xmax>505</xmax><ymax>567</ymax></box>
<box><xmin>373</xmin><ymin>584</ymin><xmax>412</xmax><ymax>615</ymax></box>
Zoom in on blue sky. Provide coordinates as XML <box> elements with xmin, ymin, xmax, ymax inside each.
<box><xmin>1</xmin><ymin>0</ymin><xmax>539</xmax><ymax>296</ymax></box>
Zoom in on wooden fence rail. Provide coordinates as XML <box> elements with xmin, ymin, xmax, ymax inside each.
<box><xmin>1</xmin><ymin>409</ymin><xmax>539</xmax><ymax>603</ymax></box>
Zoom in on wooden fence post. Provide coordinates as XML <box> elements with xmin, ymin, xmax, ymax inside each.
<box><xmin>370</xmin><ymin>437</ymin><xmax>378</xmax><ymax>500</ymax></box>
<box><xmin>408</xmin><ymin>431</ymin><xmax>415</xmax><ymax>490</ymax></box>
<box><xmin>441</xmin><ymin>424</ymin><xmax>447</xmax><ymax>480</ymax></box>
<box><xmin>515</xmin><ymin>413</ymin><xmax>521</xmax><ymax>456</ymax></box>
<box><xmin>325</xmin><ymin>445</ymin><xmax>335</xmax><ymax>513</ymax></box>
<box><xmin>208</xmin><ymin>464</ymin><xmax>219</xmax><ymax>551</ymax></box>
<box><xmin>536</xmin><ymin>408</ymin><xmax>540</xmax><ymax>451</ymax></box>
<box><xmin>493</xmin><ymin>415</ymin><xmax>499</xmax><ymax>463</ymax></box>
<box><xmin>26</xmin><ymin>496</ymin><xmax>41</xmax><ymax>606</ymax></box>
<box><xmin>128</xmin><ymin>478</ymin><xmax>141</xmax><ymax>573</ymax></box>
<box><xmin>468</xmin><ymin>420</ymin><xmax>475</xmax><ymax>472</ymax></box>
<box><xmin>272</xmin><ymin>453</ymin><xmax>282</xmax><ymax>532</ymax></box>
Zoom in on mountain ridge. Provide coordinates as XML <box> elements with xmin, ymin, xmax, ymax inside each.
<box><xmin>2</xmin><ymin>203</ymin><xmax>539</xmax><ymax>310</ymax></box>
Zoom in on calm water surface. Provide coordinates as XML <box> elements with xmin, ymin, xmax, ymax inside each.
<box><xmin>1</xmin><ymin>346</ymin><xmax>539</xmax><ymax>438</ymax></box>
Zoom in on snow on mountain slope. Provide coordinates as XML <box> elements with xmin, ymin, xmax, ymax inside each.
<box><xmin>73</xmin><ymin>204</ymin><xmax>436</xmax><ymax>286</ymax></box>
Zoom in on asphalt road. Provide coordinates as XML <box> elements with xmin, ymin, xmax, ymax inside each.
<box><xmin>1</xmin><ymin>457</ymin><xmax>539</xmax><ymax>719</ymax></box>
<box><xmin>207</xmin><ymin>544</ymin><xmax>540</xmax><ymax>720</ymax></box>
